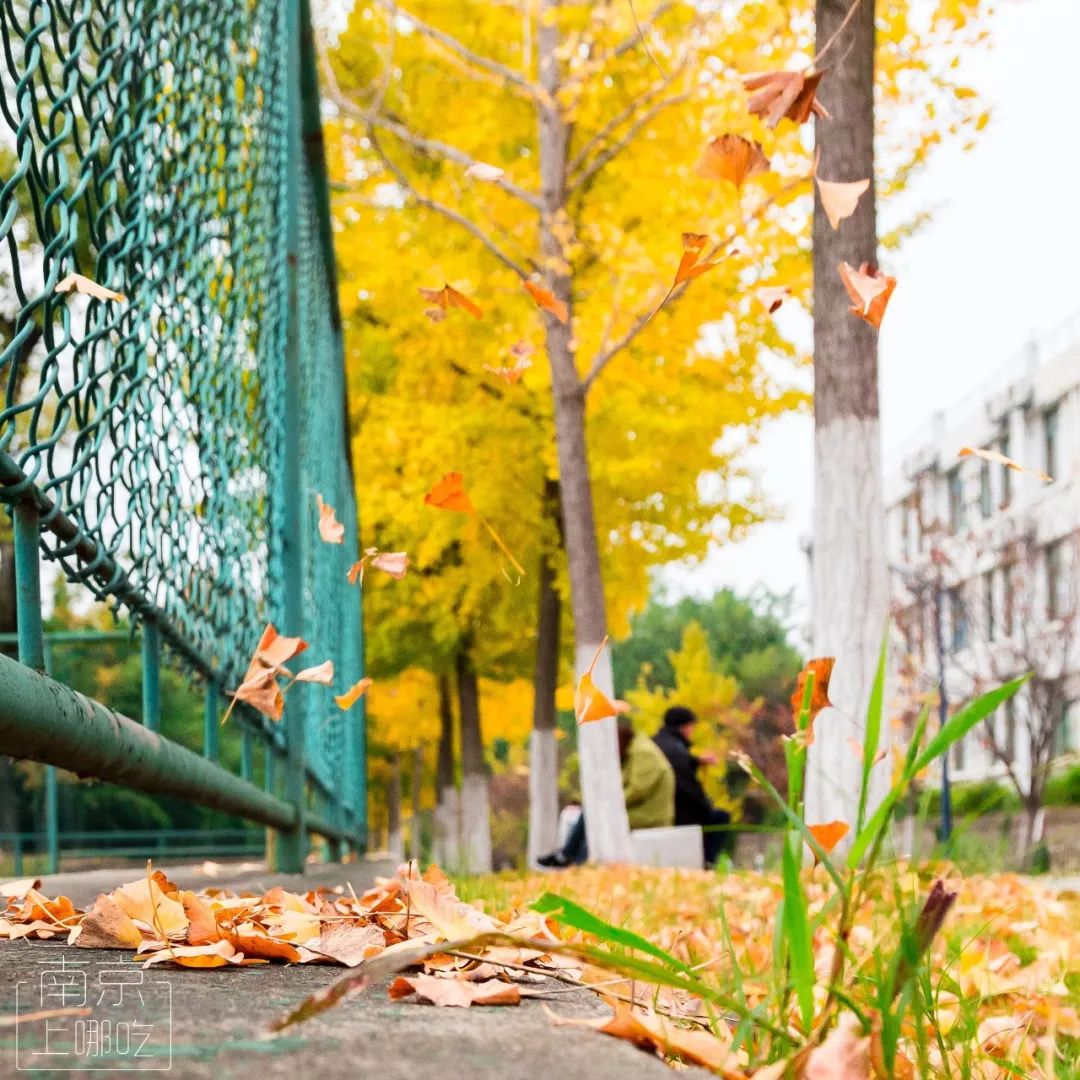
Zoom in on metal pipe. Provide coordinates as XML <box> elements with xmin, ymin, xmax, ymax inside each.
<box><xmin>141</xmin><ymin>620</ymin><xmax>161</xmax><ymax>732</ymax></box>
<box><xmin>0</xmin><ymin>652</ymin><xmax>298</xmax><ymax>830</ymax></box>
<box><xmin>13</xmin><ymin>501</ymin><xmax>44</xmax><ymax>672</ymax></box>
<box><xmin>42</xmin><ymin>638</ymin><xmax>58</xmax><ymax>875</ymax></box>
<box><xmin>203</xmin><ymin>682</ymin><xmax>219</xmax><ymax>761</ymax></box>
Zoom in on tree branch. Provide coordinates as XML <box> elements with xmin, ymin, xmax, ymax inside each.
<box><xmin>568</xmin><ymin>91</ymin><xmax>690</xmax><ymax>194</ymax></box>
<box><xmin>380</xmin><ymin>0</ymin><xmax>542</xmax><ymax>99</ymax></box>
<box><xmin>367</xmin><ymin>129</ymin><xmax>531</xmax><ymax>280</ymax></box>
<box><xmin>611</xmin><ymin>2</ymin><xmax>675</xmax><ymax>59</ymax></box>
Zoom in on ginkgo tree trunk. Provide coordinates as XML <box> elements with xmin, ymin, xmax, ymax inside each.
<box><xmin>806</xmin><ymin>0</ymin><xmax>891</xmax><ymax>832</ymax></box>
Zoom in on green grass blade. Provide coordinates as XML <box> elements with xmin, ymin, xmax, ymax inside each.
<box><xmin>781</xmin><ymin>834</ymin><xmax>815</xmax><ymax>1032</ymax></box>
<box><xmin>856</xmin><ymin>632</ymin><xmax>888</xmax><ymax>833</ymax></box>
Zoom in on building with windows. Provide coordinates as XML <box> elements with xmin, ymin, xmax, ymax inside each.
<box><xmin>885</xmin><ymin>315</ymin><xmax>1080</xmax><ymax>794</ymax></box>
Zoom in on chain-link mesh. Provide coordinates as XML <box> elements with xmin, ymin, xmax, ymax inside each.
<box><xmin>0</xmin><ymin>1</ymin><xmax>362</xmax><ymax>817</ymax></box>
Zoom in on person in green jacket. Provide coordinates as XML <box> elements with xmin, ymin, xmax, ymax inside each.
<box><xmin>618</xmin><ymin>718</ymin><xmax>676</xmax><ymax>830</ymax></box>
<box><xmin>537</xmin><ymin>716</ymin><xmax>675</xmax><ymax>866</ymax></box>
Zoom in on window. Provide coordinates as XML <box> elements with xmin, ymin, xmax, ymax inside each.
<box><xmin>999</xmin><ymin>432</ymin><xmax>1012</xmax><ymax>508</ymax></box>
<box><xmin>1044</xmin><ymin>404</ymin><xmax>1059</xmax><ymax>481</ymax></box>
<box><xmin>1002</xmin><ymin>563</ymin><xmax>1015</xmax><ymax>636</ymax></box>
<box><xmin>984</xmin><ymin>571</ymin><xmax>995</xmax><ymax>641</ymax></box>
<box><xmin>979</xmin><ymin>458</ymin><xmax>992</xmax><ymax>519</ymax></box>
<box><xmin>947</xmin><ymin>468</ymin><xmax>965</xmax><ymax>532</ymax></box>
<box><xmin>1001</xmin><ymin>698</ymin><xmax>1016</xmax><ymax>763</ymax></box>
<box><xmin>1046</xmin><ymin>541</ymin><xmax>1065</xmax><ymax>620</ymax></box>
<box><xmin>948</xmin><ymin>586</ymin><xmax>968</xmax><ymax>651</ymax></box>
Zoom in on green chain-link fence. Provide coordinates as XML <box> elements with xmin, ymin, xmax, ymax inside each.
<box><xmin>0</xmin><ymin>0</ymin><xmax>365</xmax><ymax>872</ymax></box>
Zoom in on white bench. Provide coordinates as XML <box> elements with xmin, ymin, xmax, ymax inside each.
<box><xmin>630</xmin><ymin>825</ymin><xmax>704</xmax><ymax>869</ymax></box>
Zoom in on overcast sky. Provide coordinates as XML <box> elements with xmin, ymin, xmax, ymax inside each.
<box><xmin>664</xmin><ymin>0</ymin><xmax>1080</xmax><ymax>626</ymax></box>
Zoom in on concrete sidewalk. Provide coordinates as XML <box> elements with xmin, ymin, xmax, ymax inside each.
<box><xmin>0</xmin><ymin>859</ymin><xmax>704</xmax><ymax>1079</ymax></box>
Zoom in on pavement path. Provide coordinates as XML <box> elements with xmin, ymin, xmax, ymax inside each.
<box><xmin>0</xmin><ymin>859</ymin><xmax>706</xmax><ymax>1080</ymax></box>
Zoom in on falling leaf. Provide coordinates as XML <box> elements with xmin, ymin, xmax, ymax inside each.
<box><xmin>335</xmin><ymin>677</ymin><xmax>373</xmax><ymax>711</ymax></box>
<box><xmin>696</xmin><ymin>134</ymin><xmax>770</xmax><ymax>190</ymax></box>
<box><xmin>465</xmin><ymin>162</ymin><xmax>506</xmax><ymax>182</ymax></box>
<box><xmin>250</xmin><ymin>624</ymin><xmax>308</xmax><ymax>672</ymax></box>
<box><xmin>70</xmin><ymin>895</ymin><xmax>142</xmax><ymax>949</ymax></box>
<box><xmin>55</xmin><ymin>273</ymin><xmax>126</xmax><ymax>303</ymax></box>
<box><xmin>807</xmin><ymin>820</ymin><xmax>850</xmax><ymax>857</ymax></box>
<box><xmin>389</xmin><ymin>972</ymin><xmax>520</xmax><ymax>1008</ymax></box>
<box><xmin>294</xmin><ymin>660</ymin><xmax>335</xmax><ymax>685</ymax></box>
<box><xmin>673</xmin><ymin>233</ymin><xmax>721</xmax><ymax>286</ymax></box>
<box><xmin>838</xmin><ymin>262</ymin><xmax>896</xmax><ymax>329</ymax></box>
<box><xmin>482</xmin><ymin>359</ymin><xmax>532</xmax><ymax>384</ymax></box>
<box><xmin>424</xmin><ymin>472</ymin><xmax>476</xmax><ymax>514</ymax></box>
<box><xmin>791</xmin><ymin>657</ymin><xmax>834</xmax><ymax>744</ymax></box>
<box><xmin>316</xmin><ymin>494</ymin><xmax>345</xmax><ymax>544</ymax></box>
<box><xmin>815</xmin><ymin>155</ymin><xmax>870</xmax><ymax>231</ymax></box>
<box><xmin>757</xmin><ymin>286</ymin><xmax>790</xmax><ymax>313</ymax></box>
<box><xmin>523</xmin><ymin>279</ymin><xmax>568</xmax><ymax>324</ymax></box>
<box><xmin>743</xmin><ymin>69</ymin><xmax>829</xmax><ymax>128</ymax></box>
<box><xmin>347</xmin><ymin>549</ymin><xmax>409</xmax><ymax>584</ymax></box>
<box><xmin>959</xmin><ymin>446</ymin><xmax>1051</xmax><ymax>483</ymax></box>
<box><xmin>418</xmin><ymin>283</ymin><xmax>482</xmax><ymax>321</ymax></box>
<box><xmin>230</xmin><ymin>667</ymin><xmax>284</xmax><ymax>722</ymax></box>
<box><xmin>575</xmin><ymin>638</ymin><xmax>617</xmax><ymax>725</ymax></box>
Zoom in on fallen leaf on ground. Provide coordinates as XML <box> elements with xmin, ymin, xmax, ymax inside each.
<box><xmin>838</xmin><ymin>262</ymin><xmax>896</xmax><ymax>329</ymax></box>
<box><xmin>182</xmin><ymin>893</ymin><xmax>222</xmax><ymax>945</ymax></box>
<box><xmin>316</xmin><ymin>494</ymin><xmax>345</xmax><ymax>544</ymax></box>
<box><xmin>743</xmin><ymin>69</ymin><xmax>828</xmax><ymax>128</ymax></box>
<box><xmin>223</xmin><ymin>930</ymin><xmax>302</xmax><ymax>963</ymax></box>
<box><xmin>575</xmin><ymin>638</ymin><xmax>618</xmax><ymax>725</ymax></box>
<box><xmin>141</xmin><ymin>940</ymin><xmax>253</xmax><ymax>969</ymax></box>
<box><xmin>112</xmin><ymin>877</ymin><xmax>188</xmax><ymax>939</ymax></box>
<box><xmin>0</xmin><ymin>878</ymin><xmax>40</xmax><ymax>898</ymax></box>
<box><xmin>70</xmin><ymin>895</ymin><xmax>143</xmax><ymax>949</ymax></box>
<box><xmin>389</xmin><ymin>972</ymin><xmax>520</xmax><ymax>1007</ymax></box>
<box><xmin>419</xmin><ymin>283</ymin><xmax>482</xmax><ymax>321</ymax></box>
<box><xmin>335</xmin><ymin>677</ymin><xmax>373</xmax><ymax>711</ymax></box>
<box><xmin>303</xmin><ymin>922</ymin><xmax>386</xmax><ymax>966</ymax></box>
<box><xmin>424</xmin><ymin>472</ymin><xmax>475</xmax><ymax>514</ymax></box>
<box><xmin>464</xmin><ymin>162</ymin><xmax>505</xmax><ymax>182</ymax></box>
<box><xmin>802</xmin><ymin>1013</ymin><xmax>872</xmax><ymax>1079</ymax></box>
<box><xmin>958</xmin><ymin>446</ymin><xmax>1051</xmax><ymax>483</ymax></box>
<box><xmin>402</xmin><ymin>876</ymin><xmax>501</xmax><ymax>941</ymax></box>
<box><xmin>523</xmin><ymin>279</ymin><xmax>568</xmax><ymax>324</ymax></box>
<box><xmin>55</xmin><ymin>273</ymin><xmax>126</xmax><ymax>303</ymax></box>
<box><xmin>697</xmin><ymin>135</ymin><xmax>770</xmax><ymax>190</ymax></box>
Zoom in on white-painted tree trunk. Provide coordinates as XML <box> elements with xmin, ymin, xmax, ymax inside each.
<box><xmin>528</xmin><ymin>727</ymin><xmax>560</xmax><ymax>866</ymax></box>
<box><xmin>459</xmin><ymin>772</ymin><xmax>492</xmax><ymax>874</ymax></box>
<box><xmin>387</xmin><ymin>750</ymin><xmax>404</xmax><ymax>859</ymax></box>
<box><xmin>434</xmin><ymin>785</ymin><xmax>460</xmax><ymax>869</ymax></box>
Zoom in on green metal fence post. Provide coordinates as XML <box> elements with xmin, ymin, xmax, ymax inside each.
<box><xmin>273</xmin><ymin>0</ymin><xmax>309</xmax><ymax>874</ymax></box>
<box><xmin>241</xmin><ymin>730</ymin><xmax>254</xmax><ymax>783</ymax></box>
<box><xmin>141</xmin><ymin>621</ymin><xmax>161</xmax><ymax>732</ymax></box>
<box><xmin>42</xmin><ymin>639</ymin><xmax>58</xmax><ymax>875</ymax></box>
<box><xmin>13</xmin><ymin>502</ymin><xmax>44</xmax><ymax>672</ymax></box>
<box><xmin>203</xmin><ymin>682</ymin><xmax>219</xmax><ymax>761</ymax></box>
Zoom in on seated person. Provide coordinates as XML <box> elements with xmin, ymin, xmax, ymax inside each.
<box><xmin>652</xmin><ymin>705</ymin><xmax>731</xmax><ymax>866</ymax></box>
<box><xmin>537</xmin><ymin>715</ymin><xmax>675</xmax><ymax>867</ymax></box>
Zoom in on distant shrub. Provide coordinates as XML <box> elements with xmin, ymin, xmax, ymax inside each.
<box><xmin>1044</xmin><ymin>762</ymin><xmax>1080</xmax><ymax>807</ymax></box>
<box><xmin>924</xmin><ymin>779</ymin><xmax>1019</xmax><ymax>818</ymax></box>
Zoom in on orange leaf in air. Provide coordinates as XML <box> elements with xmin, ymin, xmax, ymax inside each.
<box><xmin>575</xmin><ymin>638</ymin><xmax>617</xmax><ymax>725</ymax></box>
<box><xmin>757</xmin><ymin>286</ymin><xmax>790</xmax><ymax>314</ymax></box>
<box><xmin>424</xmin><ymin>472</ymin><xmax>475</xmax><ymax>514</ymax></box>
<box><xmin>523</xmin><ymin>279</ymin><xmax>568</xmax><ymax>324</ymax></box>
<box><xmin>838</xmin><ymin>262</ymin><xmax>896</xmax><ymax>329</ymax></box>
<box><xmin>316</xmin><ymin>495</ymin><xmax>344</xmax><ymax>544</ymax></box>
<box><xmin>743</xmin><ymin>69</ymin><xmax>829</xmax><ymax>128</ymax></box>
<box><xmin>959</xmin><ymin>446</ymin><xmax>1051</xmax><ymax>483</ymax></box>
<box><xmin>294</xmin><ymin>660</ymin><xmax>335</xmax><ymax>686</ymax></box>
<box><xmin>335</xmin><ymin>677</ymin><xmax>373</xmax><ymax>711</ymax></box>
<box><xmin>225</xmin><ymin>625</ymin><xmax>308</xmax><ymax>723</ymax></box>
<box><xmin>55</xmin><ymin>272</ymin><xmax>126</xmax><ymax>303</ymax></box>
<box><xmin>418</xmin><ymin>283</ymin><xmax>482</xmax><ymax>322</ymax></box>
<box><xmin>483</xmin><ymin>359</ymin><xmax>532</xmax><ymax>384</ymax></box>
<box><xmin>697</xmin><ymin>135</ymin><xmax>770</xmax><ymax>190</ymax></box>
<box><xmin>674</xmin><ymin>232</ymin><xmax>722</xmax><ymax>286</ymax></box>
<box><xmin>807</xmin><ymin>820</ymin><xmax>850</xmax><ymax>858</ymax></box>
<box><xmin>791</xmin><ymin>657</ymin><xmax>835</xmax><ymax>745</ymax></box>
<box><xmin>815</xmin><ymin>154</ymin><xmax>870</xmax><ymax>231</ymax></box>
<box><xmin>250</xmin><ymin>624</ymin><xmax>308</xmax><ymax>672</ymax></box>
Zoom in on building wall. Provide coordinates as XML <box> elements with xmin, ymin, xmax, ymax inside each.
<box><xmin>884</xmin><ymin>321</ymin><xmax>1080</xmax><ymax>791</ymax></box>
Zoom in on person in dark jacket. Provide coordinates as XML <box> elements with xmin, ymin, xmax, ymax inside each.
<box><xmin>653</xmin><ymin>705</ymin><xmax>731</xmax><ymax>866</ymax></box>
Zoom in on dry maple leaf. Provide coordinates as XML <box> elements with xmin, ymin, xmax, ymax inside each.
<box><xmin>743</xmin><ymin>68</ymin><xmax>829</xmax><ymax>128</ymax></box>
<box><xmin>814</xmin><ymin>154</ymin><xmax>870</xmax><ymax>231</ymax></box>
<box><xmin>696</xmin><ymin>134</ymin><xmax>770</xmax><ymax>190</ymax></box>
<box><xmin>673</xmin><ymin>232</ymin><xmax>722</xmax><ymax>286</ymax></box>
<box><xmin>757</xmin><ymin>286</ymin><xmax>790</xmax><ymax>314</ymax></box>
<box><xmin>316</xmin><ymin>494</ymin><xmax>345</xmax><ymax>544</ymax></box>
<box><xmin>389</xmin><ymin>972</ymin><xmax>520</xmax><ymax>1008</ymax></box>
<box><xmin>807</xmin><ymin>820</ymin><xmax>850</xmax><ymax>859</ymax></box>
<box><xmin>424</xmin><ymin>472</ymin><xmax>475</xmax><ymax>514</ymax></box>
<box><xmin>838</xmin><ymin>262</ymin><xmax>896</xmax><ymax>329</ymax></box>
<box><xmin>958</xmin><ymin>446</ymin><xmax>1051</xmax><ymax>483</ymax></box>
<box><xmin>464</xmin><ymin>162</ymin><xmax>505</xmax><ymax>182</ymax></box>
<box><xmin>335</xmin><ymin>677</ymin><xmax>373</xmax><ymax>711</ymax></box>
<box><xmin>523</xmin><ymin>279</ymin><xmax>569</xmax><ymax>324</ymax></box>
<box><xmin>418</xmin><ymin>283</ymin><xmax>482</xmax><ymax>321</ymax></box>
<box><xmin>482</xmin><ymin>359</ymin><xmax>532</xmax><ymax>384</ymax></box>
<box><xmin>575</xmin><ymin>638</ymin><xmax>618</xmax><ymax>725</ymax></box>
<box><xmin>55</xmin><ymin>272</ymin><xmax>126</xmax><ymax>303</ymax></box>
<box><xmin>791</xmin><ymin>657</ymin><xmax>834</xmax><ymax>744</ymax></box>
